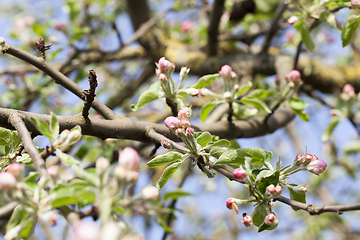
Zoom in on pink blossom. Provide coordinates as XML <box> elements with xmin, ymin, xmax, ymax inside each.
<box><xmin>72</xmin><ymin>221</ymin><xmax>100</xmax><ymax>240</ymax></box>
<box><xmin>264</xmin><ymin>213</ymin><xmax>276</xmax><ymax>226</ymax></box>
<box><xmin>185</xmin><ymin>127</ymin><xmax>194</xmax><ymax>136</ymax></box>
<box><xmin>118</xmin><ymin>147</ymin><xmax>140</xmax><ymax>171</ymax></box>
<box><xmin>0</xmin><ymin>172</ymin><xmax>17</xmax><ymax>191</ymax></box>
<box><xmin>266</xmin><ymin>184</ymin><xmax>282</xmax><ymax>197</ymax></box>
<box><xmin>175</xmin><ymin>128</ymin><xmax>186</xmax><ymax>137</ymax></box>
<box><xmin>158</xmin><ymin>73</ymin><xmax>168</xmax><ymax>82</ymax></box>
<box><xmin>180</xmin><ymin>118</ymin><xmax>191</xmax><ymax>128</ymax></box>
<box><xmin>307</xmin><ymin>159</ymin><xmax>327</xmax><ymax>175</ymax></box>
<box><xmin>41</xmin><ymin>211</ymin><xmax>59</xmax><ymax>226</ymax></box>
<box><xmin>351</xmin><ymin>0</ymin><xmax>360</xmax><ymax>8</ymax></box>
<box><xmin>219</xmin><ymin>65</ymin><xmax>233</xmax><ymax>79</ymax></box>
<box><xmin>7</xmin><ymin>163</ymin><xmax>23</xmax><ymax>180</ymax></box>
<box><xmin>164</xmin><ymin>116</ymin><xmax>181</xmax><ymax>130</ymax></box>
<box><xmin>241</xmin><ymin>215</ymin><xmax>253</xmax><ymax>227</ymax></box>
<box><xmin>180</xmin><ymin>19</ymin><xmax>194</xmax><ymax>33</ymax></box>
<box><xmin>287</xmin><ymin>16</ymin><xmax>299</xmax><ymax>25</ymax></box>
<box><xmin>157</xmin><ymin>57</ymin><xmax>174</xmax><ymax>72</ymax></box>
<box><xmin>232</xmin><ymin>167</ymin><xmax>247</xmax><ymax>181</ymax></box>
<box><xmin>343</xmin><ymin>84</ymin><xmax>356</xmax><ymax>98</ymax></box>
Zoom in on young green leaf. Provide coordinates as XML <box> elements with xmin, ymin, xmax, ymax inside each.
<box><xmin>234</xmin><ymin>81</ymin><xmax>252</xmax><ymax>98</ymax></box>
<box><xmin>319</xmin><ymin>11</ymin><xmax>338</xmax><ymax>30</ymax></box>
<box><xmin>50</xmin><ymin>112</ymin><xmax>59</xmax><ymax>140</ymax></box>
<box><xmin>341</xmin><ymin>14</ymin><xmax>360</xmax><ymax>47</ymax></box>
<box><xmin>292</xmin><ymin>109</ymin><xmax>310</xmax><ymax>121</ymax></box>
<box><xmin>164</xmin><ymin>189</ymin><xmax>192</xmax><ymax>200</ymax></box>
<box><xmin>255</xmin><ymin>169</ymin><xmax>277</xmax><ymax>182</ymax></box>
<box><xmin>301</xmin><ymin>21</ymin><xmax>315</xmax><ymax>51</ymax></box>
<box><xmin>156</xmin><ymin>161</ymin><xmax>183</xmax><ymax>190</ymax></box>
<box><xmin>322</xmin><ymin>116</ymin><xmax>341</xmax><ymax>142</ymax></box>
<box><xmin>287</xmin><ymin>185</ymin><xmax>306</xmax><ymax>211</ymax></box>
<box><xmin>232</xmin><ymin>103</ymin><xmax>258</xmax><ymax>119</ymax></box>
<box><xmin>147</xmin><ymin>152</ymin><xmax>185</xmax><ymax>168</ymax></box>
<box><xmin>200</xmin><ymin>100</ymin><xmax>219</xmax><ymax>122</ymax></box>
<box><xmin>191</xmin><ymin>73</ymin><xmax>219</xmax><ymax>89</ymax></box>
<box><xmin>204</xmin><ymin>139</ymin><xmax>230</xmax><ymax>149</ymax></box>
<box><xmin>209</xmin><ymin>147</ymin><xmax>227</xmax><ymax>159</ymax></box>
<box><xmin>252</xmin><ymin>203</ymin><xmax>268</xmax><ymax>227</ymax></box>
<box><xmin>247</xmin><ymin>89</ymin><xmax>273</xmax><ymax>99</ymax></box>
<box><xmin>56</xmin><ymin>149</ymin><xmax>78</xmax><ymax>165</ymax></box>
<box><xmin>343</xmin><ymin>140</ymin><xmax>360</xmax><ymax>154</ymax></box>
<box><xmin>30</xmin><ymin>117</ymin><xmax>52</xmax><ymax>139</ymax></box>
<box><xmin>289</xmin><ymin>98</ymin><xmax>307</xmax><ymax>110</ymax></box>
<box><xmin>240</xmin><ymin>97</ymin><xmax>271</xmax><ymax>113</ymax></box>
<box><xmin>265</xmin><ymin>151</ymin><xmax>273</xmax><ymax>163</ymax></box>
<box><xmin>196</xmin><ymin>132</ymin><xmax>212</xmax><ymax>147</ymax></box>
<box><xmin>130</xmin><ymin>81</ymin><xmax>160</xmax><ymax>111</ymax></box>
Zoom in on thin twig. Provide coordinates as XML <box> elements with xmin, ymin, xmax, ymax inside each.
<box><xmin>9</xmin><ymin>113</ymin><xmax>54</xmax><ymax>188</ymax></box>
<box><xmin>35</xmin><ymin>36</ymin><xmax>52</xmax><ymax>60</ymax></box>
<box><xmin>2</xmin><ymin>41</ymin><xmax>118</xmax><ymax>120</ymax></box>
<box><xmin>82</xmin><ymin>70</ymin><xmax>98</xmax><ymax>119</ymax></box>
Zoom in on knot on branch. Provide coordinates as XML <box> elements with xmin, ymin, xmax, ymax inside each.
<box><xmin>36</xmin><ymin>36</ymin><xmax>52</xmax><ymax>60</ymax></box>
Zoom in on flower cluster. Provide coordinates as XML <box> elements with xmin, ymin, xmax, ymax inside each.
<box><xmin>164</xmin><ymin>109</ymin><xmax>198</xmax><ymax>153</ymax></box>
<box><xmin>114</xmin><ymin>147</ymin><xmax>140</xmax><ymax>183</ymax></box>
<box><xmin>291</xmin><ymin>152</ymin><xmax>327</xmax><ymax>175</ymax></box>
<box><xmin>286</xmin><ymin>70</ymin><xmax>302</xmax><ymax>87</ymax></box>
<box><xmin>341</xmin><ymin>83</ymin><xmax>356</xmax><ymax>101</ymax></box>
<box><xmin>155</xmin><ymin>57</ymin><xmax>176</xmax><ymax>97</ymax></box>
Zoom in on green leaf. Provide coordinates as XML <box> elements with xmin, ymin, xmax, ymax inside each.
<box><xmin>157</xmin><ymin>161</ymin><xmax>183</xmax><ymax>190</ymax></box>
<box><xmin>344</xmin><ymin>140</ymin><xmax>360</xmax><ymax>154</ymax></box>
<box><xmin>204</xmin><ymin>139</ymin><xmax>230</xmax><ymax>149</ymax></box>
<box><xmin>147</xmin><ymin>152</ymin><xmax>185</xmax><ymax>168</ymax></box>
<box><xmin>24</xmin><ymin>173</ymin><xmax>39</xmax><ymax>191</ymax></box>
<box><xmin>56</xmin><ymin>149</ymin><xmax>78</xmax><ymax>165</ymax></box>
<box><xmin>252</xmin><ymin>203</ymin><xmax>268</xmax><ymax>227</ymax></box>
<box><xmin>247</xmin><ymin>89</ymin><xmax>273</xmax><ymax>99</ymax></box>
<box><xmin>20</xmin><ymin>217</ymin><xmax>36</xmax><ymax>239</ymax></box>
<box><xmin>130</xmin><ymin>81</ymin><xmax>160</xmax><ymax>111</ymax></box>
<box><xmin>301</xmin><ymin>21</ymin><xmax>315</xmax><ymax>51</ymax></box>
<box><xmin>265</xmin><ymin>151</ymin><xmax>273</xmax><ymax>163</ymax></box>
<box><xmin>72</xmin><ymin>165</ymin><xmax>100</xmax><ymax>187</ymax></box>
<box><xmin>30</xmin><ymin>117</ymin><xmax>52</xmax><ymax>139</ymax></box>
<box><xmin>255</xmin><ymin>169</ymin><xmax>276</xmax><ymax>182</ymax></box>
<box><xmin>196</xmin><ymin>132</ymin><xmax>212</xmax><ymax>147</ymax></box>
<box><xmin>289</xmin><ymin>98</ymin><xmax>307</xmax><ymax>110</ymax></box>
<box><xmin>215</xmin><ymin>149</ymin><xmax>245</xmax><ymax>166</ymax></box>
<box><xmin>200</xmin><ymin>100</ymin><xmax>219</xmax><ymax>122</ymax></box>
<box><xmin>234</xmin><ymin>81</ymin><xmax>252</xmax><ymax>98</ymax></box>
<box><xmin>319</xmin><ymin>11</ymin><xmax>338</xmax><ymax>29</ymax></box>
<box><xmin>292</xmin><ymin>109</ymin><xmax>310</xmax><ymax>121</ymax></box>
<box><xmin>209</xmin><ymin>147</ymin><xmax>227</xmax><ymax>159</ymax></box>
<box><xmin>191</xmin><ymin>74</ymin><xmax>219</xmax><ymax>89</ymax></box>
<box><xmin>288</xmin><ymin>185</ymin><xmax>306</xmax><ymax>211</ymax></box>
<box><xmin>322</xmin><ymin>116</ymin><xmax>341</xmax><ymax>142</ymax></box>
<box><xmin>240</xmin><ymin>97</ymin><xmax>271</xmax><ymax>113</ymax></box>
<box><xmin>50</xmin><ymin>112</ymin><xmax>59</xmax><ymax>141</ymax></box>
<box><xmin>164</xmin><ymin>189</ymin><xmax>192</xmax><ymax>200</ymax></box>
<box><xmin>51</xmin><ymin>194</ymin><xmax>79</xmax><ymax>208</ymax></box>
<box><xmin>7</xmin><ymin>205</ymin><xmax>25</xmax><ymax>231</ymax></box>
<box><xmin>232</xmin><ymin>103</ymin><xmax>258</xmax><ymax>119</ymax></box>
<box><xmin>341</xmin><ymin>14</ymin><xmax>360</xmax><ymax>47</ymax></box>
<box><xmin>215</xmin><ymin>148</ymin><xmax>266</xmax><ymax>167</ymax></box>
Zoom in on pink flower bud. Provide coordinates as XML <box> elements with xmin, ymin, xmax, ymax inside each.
<box><xmin>158</xmin><ymin>57</ymin><xmax>172</xmax><ymax>72</ymax></box>
<box><xmin>41</xmin><ymin>211</ymin><xmax>59</xmax><ymax>226</ymax></box>
<box><xmin>114</xmin><ymin>165</ymin><xmax>126</xmax><ymax>181</ymax></box>
<box><xmin>264</xmin><ymin>213</ymin><xmax>276</xmax><ymax>226</ymax></box>
<box><xmin>241</xmin><ymin>215</ymin><xmax>253</xmax><ymax>227</ymax></box>
<box><xmin>175</xmin><ymin>128</ymin><xmax>186</xmax><ymax>137</ymax></box>
<box><xmin>0</xmin><ymin>172</ymin><xmax>17</xmax><ymax>191</ymax></box>
<box><xmin>233</xmin><ymin>167</ymin><xmax>247</xmax><ymax>181</ymax></box>
<box><xmin>287</xmin><ymin>16</ymin><xmax>299</xmax><ymax>25</ymax></box>
<box><xmin>178</xmin><ymin>109</ymin><xmax>190</xmax><ymax>119</ymax></box>
<box><xmin>72</xmin><ymin>221</ymin><xmax>100</xmax><ymax>240</ymax></box>
<box><xmin>161</xmin><ymin>140</ymin><xmax>172</xmax><ymax>149</ymax></box>
<box><xmin>231</xmin><ymin>71</ymin><xmax>237</xmax><ymax>79</ymax></box>
<box><xmin>47</xmin><ymin>165</ymin><xmax>59</xmax><ymax>179</ymax></box>
<box><xmin>219</xmin><ymin>65</ymin><xmax>233</xmax><ymax>79</ymax></box>
<box><xmin>180</xmin><ymin>19</ymin><xmax>194</xmax><ymax>33</ymax></box>
<box><xmin>343</xmin><ymin>84</ymin><xmax>356</xmax><ymax>98</ymax></box>
<box><xmin>185</xmin><ymin>127</ymin><xmax>194</xmax><ymax>137</ymax></box>
<box><xmin>286</xmin><ymin>70</ymin><xmax>301</xmax><ymax>83</ymax></box>
<box><xmin>275</xmin><ymin>76</ymin><xmax>280</xmax><ymax>85</ymax></box>
<box><xmin>96</xmin><ymin>157</ymin><xmax>109</xmax><ymax>177</ymax></box>
<box><xmin>118</xmin><ymin>147</ymin><xmax>140</xmax><ymax>171</ymax></box>
<box><xmin>158</xmin><ymin>73</ymin><xmax>168</xmax><ymax>82</ymax></box>
<box><xmin>128</xmin><ymin>171</ymin><xmax>139</xmax><ymax>182</ymax></box>
<box><xmin>351</xmin><ymin>0</ymin><xmax>360</xmax><ymax>8</ymax></box>
<box><xmin>266</xmin><ymin>184</ymin><xmax>282</xmax><ymax>197</ymax></box>
<box><xmin>292</xmin><ymin>184</ymin><xmax>308</xmax><ymax>193</ymax></box>
<box><xmin>307</xmin><ymin>159</ymin><xmax>327</xmax><ymax>175</ymax></box>
<box><xmin>180</xmin><ymin>118</ymin><xmax>191</xmax><ymax>128</ymax></box>
<box><xmin>141</xmin><ymin>185</ymin><xmax>159</xmax><ymax>201</ymax></box>
<box><xmin>7</xmin><ymin>163</ymin><xmax>23</xmax><ymax>180</ymax></box>
<box><xmin>164</xmin><ymin>116</ymin><xmax>180</xmax><ymax>130</ymax></box>
<box><xmin>226</xmin><ymin>198</ymin><xmax>239</xmax><ymax>214</ymax></box>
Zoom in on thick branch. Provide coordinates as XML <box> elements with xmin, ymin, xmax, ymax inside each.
<box><xmin>0</xmin><ymin>106</ymin><xmax>294</xmax><ymax>143</ymax></box>
<box><xmin>2</xmin><ymin>42</ymin><xmax>118</xmax><ymax>120</ymax></box>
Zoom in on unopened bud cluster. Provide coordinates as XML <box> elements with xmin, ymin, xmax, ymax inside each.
<box><xmin>285</xmin><ymin>70</ymin><xmax>302</xmax><ymax>87</ymax></box>
<box><xmin>156</xmin><ymin>57</ymin><xmax>176</xmax><ymax>97</ymax></box>
<box><xmin>289</xmin><ymin>152</ymin><xmax>327</xmax><ymax>175</ymax></box>
<box><xmin>114</xmin><ymin>147</ymin><xmax>140</xmax><ymax>184</ymax></box>
<box><xmin>341</xmin><ymin>84</ymin><xmax>356</xmax><ymax>101</ymax></box>
<box><xmin>164</xmin><ymin>109</ymin><xmax>198</xmax><ymax>153</ymax></box>
<box><xmin>53</xmin><ymin>126</ymin><xmax>82</xmax><ymax>150</ymax></box>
